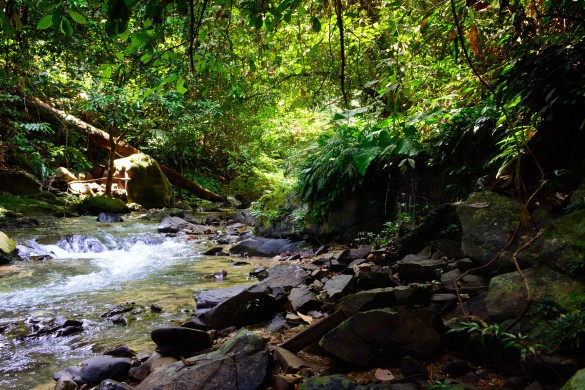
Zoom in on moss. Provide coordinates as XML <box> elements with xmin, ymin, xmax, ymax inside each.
<box><xmin>79</xmin><ymin>195</ymin><xmax>130</xmax><ymax>215</ymax></box>
<box><xmin>0</xmin><ymin>194</ymin><xmax>66</xmax><ymax>216</ymax></box>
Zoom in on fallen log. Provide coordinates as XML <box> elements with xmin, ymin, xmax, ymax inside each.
<box><xmin>30</xmin><ymin>97</ymin><xmax>225</xmax><ymax>202</ymax></box>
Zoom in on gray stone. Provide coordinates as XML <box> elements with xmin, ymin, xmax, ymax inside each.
<box><xmin>323</xmin><ymin>274</ymin><xmax>355</xmax><ymax>301</ymax></box>
<box><xmin>96</xmin><ymin>379</ymin><xmax>134</xmax><ymax>390</ymax></box>
<box><xmin>456</xmin><ymin>191</ymin><xmax>520</xmax><ymax>267</ymax></box>
<box><xmin>157</xmin><ymin>216</ymin><xmax>195</xmax><ymax>233</ymax></box>
<box><xmin>485</xmin><ymin>266</ymin><xmax>585</xmax><ymax>322</ymax></box>
<box><xmin>113</xmin><ymin>153</ymin><xmax>172</xmax><ymax>209</ymax></box>
<box><xmin>320</xmin><ymin>309</ymin><xmax>441</xmax><ymax>366</ymax></box>
<box><xmin>338</xmin><ymin>286</ymin><xmax>431</xmax><ymax>317</ymax></box>
<box><xmin>135</xmin><ymin>329</ymin><xmax>269</xmax><ymax>390</ymax></box>
<box><xmin>260</xmin><ymin>265</ymin><xmax>307</xmax><ymax>292</ymax></box>
<box><xmin>440</xmin><ymin>269</ymin><xmax>489</xmax><ymax>289</ymax></box>
<box><xmin>229</xmin><ymin>237</ymin><xmax>303</xmax><ymax>257</ymax></box>
<box><xmin>55</xmin><ymin>356</ymin><xmax>132</xmax><ymax>387</ymax></box>
<box><xmin>200</xmin><ymin>285</ymin><xmax>284</xmax><ymax>330</ymax></box>
<box><xmin>437</xmin><ymin>239</ymin><xmax>464</xmax><ymax>259</ymax></box>
<box><xmin>194</xmin><ymin>285</ymin><xmax>252</xmax><ymax>310</ymax></box>
<box><xmin>273</xmin><ymin>347</ymin><xmax>309</xmax><ymax>374</ymax></box>
<box><xmin>151</xmin><ymin>326</ymin><xmax>212</xmax><ymax>358</ymax></box>
<box><xmin>97</xmin><ymin>212</ymin><xmax>124</xmax><ymax>223</ymax></box>
<box><xmin>396</xmin><ymin>257</ymin><xmax>446</xmax><ymax>283</ymax></box>
<box><xmin>529</xmin><ymin>208</ymin><xmax>585</xmax><ymax>274</ymax></box>
<box><xmin>289</xmin><ymin>285</ymin><xmax>318</xmax><ymax>312</ymax></box>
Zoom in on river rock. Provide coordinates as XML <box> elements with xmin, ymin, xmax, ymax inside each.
<box><xmin>135</xmin><ymin>329</ymin><xmax>269</xmax><ymax>390</ymax></box>
<box><xmin>485</xmin><ymin>266</ymin><xmax>585</xmax><ymax>322</ymax></box>
<box><xmin>396</xmin><ymin>255</ymin><xmax>446</xmax><ymax>283</ymax></box>
<box><xmin>338</xmin><ymin>286</ymin><xmax>431</xmax><ymax>317</ymax></box>
<box><xmin>0</xmin><ymin>170</ymin><xmax>42</xmax><ymax>195</ymax></box>
<box><xmin>129</xmin><ymin>353</ymin><xmax>178</xmax><ymax>381</ymax></box>
<box><xmin>151</xmin><ymin>326</ymin><xmax>212</xmax><ymax>358</ymax></box>
<box><xmin>97</xmin><ymin>379</ymin><xmax>134</xmax><ymax>390</ymax></box>
<box><xmin>320</xmin><ymin>309</ymin><xmax>441</xmax><ymax>366</ymax></box>
<box><xmin>323</xmin><ymin>274</ymin><xmax>355</xmax><ymax>301</ymax></box>
<box><xmin>113</xmin><ymin>153</ymin><xmax>172</xmax><ymax>209</ymax></box>
<box><xmin>97</xmin><ymin>212</ymin><xmax>124</xmax><ymax>223</ymax></box>
<box><xmin>440</xmin><ymin>269</ymin><xmax>488</xmax><ymax>289</ymax></box>
<box><xmin>79</xmin><ymin>195</ymin><xmax>130</xmax><ymax>215</ymax></box>
<box><xmin>289</xmin><ymin>285</ymin><xmax>318</xmax><ymax>312</ymax></box>
<box><xmin>194</xmin><ymin>284</ymin><xmax>251</xmax><ymax>310</ymax></box>
<box><xmin>0</xmin><ymin>231</ymin><xmax>17</xmax><ymax>265</ymax></box>
<box><xmin>158</xmin><ymin>216</ymin><xmax>195</xmax><ymax>233</ymax></box>
<box><xmin>229</xmin><ymin>237</ymin><xmax>302</xmax><ymax>257</ymax></box>
<box><xmin>54</xmin><ymin>356</ymin><xmax>132</xmax><ymax>387</ymax></box>
<box><xmin>199</xmin><ymin>285</ymin><xmax>284</xmax><ymax>330</ymax></box>
<box><xmin>258</xmin><ymin>264</ymin><xmax>307</xmax><ymax>292</ymax></box>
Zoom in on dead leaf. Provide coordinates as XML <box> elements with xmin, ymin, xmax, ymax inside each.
<box><xmin>467</xmin><ymin>25</ymin><xmax>480</xmax><ymax>56</ymax></box>
<box><xmin>374</xmin><ymin>368</ymin><xmax>395</xmax><ymax>382</ymax></box>
<box><xmin>297</xmin><ymin>312</ymin><xmax>314</xmax><ymax>325</ymax></box>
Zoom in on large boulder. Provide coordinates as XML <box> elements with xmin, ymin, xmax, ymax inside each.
<box><xmin>485</xmin><ymin>266</ymin><xmax>585</xmax><ymax>322</ymax></box>
<box><xmin>0</xmin><ymin>170</ymin><xmax>42</xmax><ymax>195</ymax></box>
<box><xmin>79</xmin><ymin>195</ymin><xmax>130</xmax><ymax>215</ymax></box>
<box><xmin>135</xmin><ymin>329</ymin><xmax>269</xmax><ymax>390</ymax></box>
<box><xmin>114</xmin><ymin>153</ymin><xmax>172</xmax><ymax>209</ymax></box>
<box><xmin>229</xmin><ymin>237</ymin><xmax>302</xmax><ymax>257</ymax></box>
<box><xmin>457</xmin><ymin>191</ymin><xmax>524</xmax><ymax>272</ymax></box>
<box><xmin>320</xmin><ymin>308</ymin><xmax>441</xmax><ymax>366</ymax></box>
<box><xmin>528</xmin><ymin>208</ymin><xmax>585</xmax><ymax>274</ymax></box>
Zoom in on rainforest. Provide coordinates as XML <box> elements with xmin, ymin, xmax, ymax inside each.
<box><xmin>1</xmin><ymin>0</ymin><xmax>585</xmax><ymax>389</ymax></box>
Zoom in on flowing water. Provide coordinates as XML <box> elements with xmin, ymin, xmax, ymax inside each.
<box><xmin>0</xmin><ymin>215</ymin><xmax>270</xmax><ymax>389</ymax></box>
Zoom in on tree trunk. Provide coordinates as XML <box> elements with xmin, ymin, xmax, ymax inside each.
<box><xmin>29</xmin><ymin>97</ymin><xmax>225</xmax><ymax>202</ymax></box>
<box><xmin>105</xmin><ymin>132</ymin><xmax>116</xmax><ymax>196</ymax></box>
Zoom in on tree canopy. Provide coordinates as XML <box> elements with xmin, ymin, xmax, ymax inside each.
<box><xmin>1</xmin><ymin>0</ymin><xmax>584</xmax><ymax>210</ymax></box>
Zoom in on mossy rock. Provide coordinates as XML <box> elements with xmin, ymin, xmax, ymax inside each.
<box><xmin>79</xmin><ymin>196</ymin><xmax>130</xmax><ymax>215</ymax></box>
<box><xmin>299</xmin><ymin>375</ymin><xmax>357</xmax><ymax>390</ymax></box>
<box><xmin>528</xmin><ymin>208</ymin><xmax>585</xmax><ymax>274</ymax></box>
<box><xmin>0</xmin><ymin>194</ymin><xmax>66</xmax><ymax>217</ymax></box>
<box><xmin>0</xmin><ymin>231</ymin><xmax>17</xmax><ymax>265</ymax></box>
<box><xmin>0</xmin><ymin>170</ymin><xmax>41</xmax><ymax>195</ymax></box>
<box><xmin>562</xmin><ymin>367</ymin><xmax>585</xmax><ymax>390</ymax></box>
<box><xmin>114</xmin><ymin>153</ymin><xmax>172</xmax><ymax>209</ymax></box>
<box><xmin>485</xmin><ymin>266</ymin><xmax>585</xmax><ymax>322</ymax></box>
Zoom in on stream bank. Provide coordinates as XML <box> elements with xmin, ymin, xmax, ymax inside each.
<box><xmin>2</xmin><ymin>184</ymin><xmax>585</xmax><ymax>389</ymax></box>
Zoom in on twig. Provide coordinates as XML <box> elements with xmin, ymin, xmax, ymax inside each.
<box><xmin>505</xmin><ymin>228</ymin><xmax>545</xmax><ymax>332</ymax></box>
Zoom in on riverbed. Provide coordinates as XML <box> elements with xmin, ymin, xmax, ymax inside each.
<box><xmin>0</xmin><ymin>214</ymin><xmax>272</xmax><ymax>389</ymax></box>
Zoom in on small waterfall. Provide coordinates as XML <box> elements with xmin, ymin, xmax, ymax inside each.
<box><xmin>56</xmin><ymin>235</ymin><xmax>106</xmax><ymax>253</ymax></box>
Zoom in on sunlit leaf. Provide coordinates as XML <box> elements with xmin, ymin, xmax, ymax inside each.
<box><xmin>68</xmin><ymin>10</ymin><xmax>86</xmax><ymax>25</ymax></box>
<box><xmin>37</xmin><ymin>15</ymin><xmax>54</xmax><ymax>29</ymax></box>
<box><xmin>60</xmin><ymin>18</ymin><xmax>73</xmax><ymax>36</ymax></box>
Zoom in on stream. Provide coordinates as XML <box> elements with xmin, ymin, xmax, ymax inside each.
<box><xmin>0</xmin><ymin>215</ymin><xmax>269</xmax><ymax>389</ymax></box>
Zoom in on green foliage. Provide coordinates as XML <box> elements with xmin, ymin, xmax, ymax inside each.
<box><xmin>428</xmin><ymin>103</ymin><xmax>506</xmax><ymax>199</ymax></box>
<box><xmin>550</xmin><ymin>312</ymin><xmax>585</xmax><ymax>351</ymax></box>
<box><xmin>448</xmin><ymin>321</ymin><xmax>543</xmax><ymax>361</ymax></box>
<box><xmin>298</xmin><ymin>111</ymin><xmax>422</xmax><ymax>221</ymax></box>
<box><xmin>355</xmin><ymin>212</ymin><xmax>416</xmax><ymax>249</ymax></box>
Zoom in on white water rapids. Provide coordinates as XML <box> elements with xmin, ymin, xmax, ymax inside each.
<box><xmin>0</xmin><ymin>216</ymin><xmax>266</xmax><ymax>389</ymax></box>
